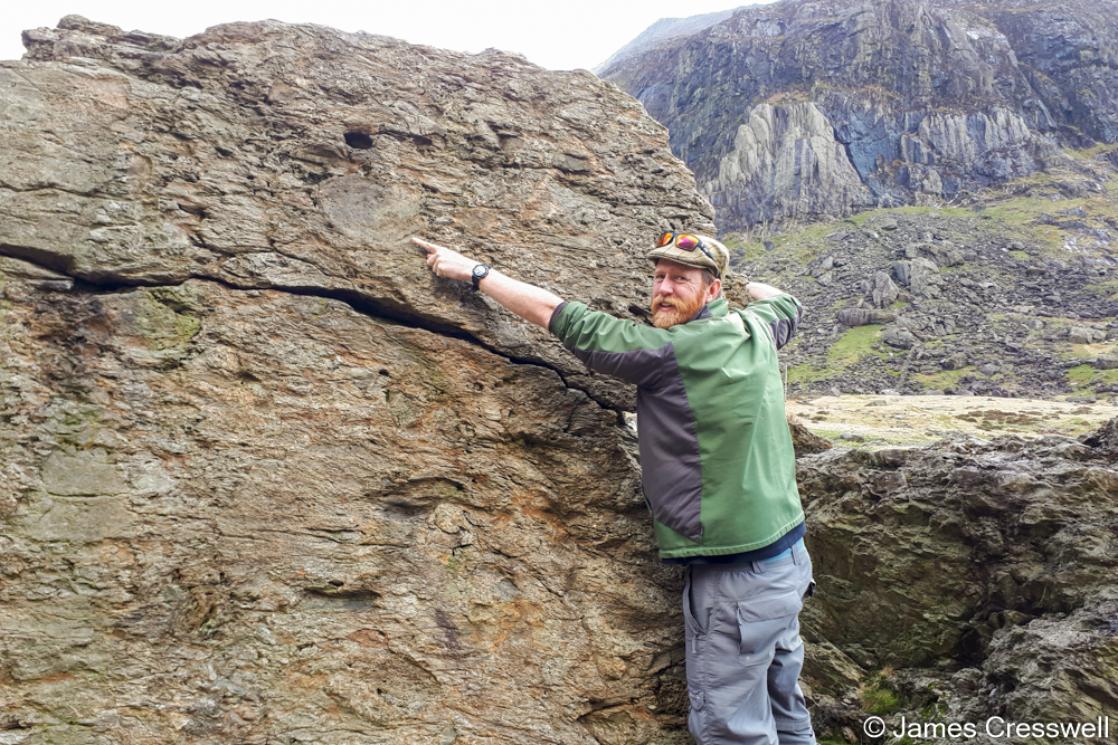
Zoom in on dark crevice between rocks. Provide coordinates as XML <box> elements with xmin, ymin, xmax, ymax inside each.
<box><xmin>301</xmin><ymin>586</ymin><xmax>379</xmax><ymax>611</ymax></box>
<box><xmin>0</xmin><ymin>245</ymin><xmax>623</xmax><ymax>417</ymax></box>
<box><xmin>0</xmin><ymin>242</ymin><xmax>78</xmax><ymax>276</ymax></box>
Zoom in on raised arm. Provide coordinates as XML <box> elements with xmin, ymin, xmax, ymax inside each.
<box><xmin>412</xmin><ymin>236</ymin><xmax>563</xmax><ymax>328</ymax></box>
<box><xmin>741</xmin><ymin>281</ymin><xmax>803</xmax><ymax>350</ymax></box>
<box><xmin>745</xmin><ymin>281</ymin><xmax>786</xmax><ymax>301</ymax></box>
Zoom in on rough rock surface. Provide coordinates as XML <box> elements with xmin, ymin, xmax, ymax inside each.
<box><xmin>601</xmin><ymin>0</ymin><xmax>1118</xmax><ymax>229</ymax></box>
<box><xmin>797</xmin><ymin>422</ymin><xmax>1118</xmax><ymax>741</ymax></box>
<box><xmin>5</xmin><ymin>14</ymin><xmax>715</xmax><ymax>412</ymax></box>
<box><xmin>0</xmin><ymin>15</ymin><xmax>715</xmax><ymax>745</ymax></box>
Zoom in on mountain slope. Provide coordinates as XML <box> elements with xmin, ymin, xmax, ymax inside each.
<box><xmin>601</xmin><ymin>0</ymin><xmax>1118</xmax><ymax>230</ymax></box>
<box><xmin>727</xmin><ymin>152</ymin><xmax>1118</xmax><ymax>400</ymax></box>
<box><xmin>593</xmin><ymin>6</ymin><xmax>744</xmax><ymax>73</ymax></box>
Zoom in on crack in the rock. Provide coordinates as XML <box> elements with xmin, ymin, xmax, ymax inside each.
<box><xmin>0</xmin><ymin>245</ymin><xmax>624</xmax><ymax>417</ymax></box>
<box><xmin>0</xmin><ymin>243</ymin><xmax>78</xmax><ymax>277</ymax></box>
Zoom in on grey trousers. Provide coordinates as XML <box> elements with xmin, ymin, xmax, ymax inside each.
<box><xmin>682</xmin><ymin>539</ymin><xmax>817</xmax><ymax>745</ymax></box>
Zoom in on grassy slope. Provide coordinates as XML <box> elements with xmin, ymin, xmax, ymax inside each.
<box><xmin>725</xmin><ymin>146</ymin><xmax>1118</xmax><ymax>402</ymax></box>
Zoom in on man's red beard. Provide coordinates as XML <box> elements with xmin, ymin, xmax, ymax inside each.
<box><xmin>650</xmin><ymin>291</ymin><xmax>707</xmax><ymax>329</ymax></box>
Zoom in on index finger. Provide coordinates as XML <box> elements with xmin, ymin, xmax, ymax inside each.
<box><xmin>411</xmin><ymin>236</ymin><xmax>440</xmax><ymax>254</ymax></box>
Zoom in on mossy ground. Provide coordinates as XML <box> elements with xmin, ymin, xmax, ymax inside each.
<box><xmin>1066</xmin><ymin>364</ymin><xmax>1118</xmax><ymax>393</ymax></box>
<box><xmin>827</xmin><ymin>324</ymin><xmax>887</xmax><ymax>366</ymax></box>
<box><xmin>786</xmin><ymin>326</ymin><xmax>892</xmax><ymax>387</ymax></box>
<box><xmin>861</xmin><ymin>673</ymin><xmax>903</xmax><ymax>716</ymax></box>
<box><xmin>912</xmin><ymin>366</ymin><xmax>975</xmax><ymax>391</ymax></box>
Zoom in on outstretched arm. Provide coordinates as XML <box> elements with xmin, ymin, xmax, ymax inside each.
<box><xmin>742</xmin><ymin>281</ymin><xmax>802</xmax><ymax>349</ymax></box>
<box><xmin>412</xmin><ymin>236</ymin><xmax>564</xmax><ymax>329</ymax></box>
<box><xmin>745</xmin><ymin>280</ymin><xmax>787</xmax><ymax>301</ymax></box>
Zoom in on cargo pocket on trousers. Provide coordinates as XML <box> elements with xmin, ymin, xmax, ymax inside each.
<box><xmin>736</xmin><ymin>589</ymin><xmax>803</xmax><ymax>666</ymax></box>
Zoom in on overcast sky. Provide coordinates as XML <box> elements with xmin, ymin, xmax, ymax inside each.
<box><xmin>2</xmin><ymin>1</ymin><xmax>770</xmax><ymax>70</ymax></box>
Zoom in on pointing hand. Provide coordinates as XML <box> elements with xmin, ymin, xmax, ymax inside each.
<box><xmin>412</xmin><ymin>236</ymin><xmax>476</xmax><ymax>283</ymax></box>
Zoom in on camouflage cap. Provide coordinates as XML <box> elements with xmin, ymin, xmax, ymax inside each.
<box><xmin>647</xmin><ymin>232</ymin><xmax>730</xmax><ymax>279</ymax></box>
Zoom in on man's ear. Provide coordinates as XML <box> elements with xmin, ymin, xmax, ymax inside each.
<box><xmin>708</xmin><ymin>278</ymin><xmax>722</xmax><ymax>299</ymax></box>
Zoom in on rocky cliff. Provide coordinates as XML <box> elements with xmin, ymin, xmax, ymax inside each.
<box><xmin>601</xmin><ymin>0</ymin><xmax>1118</xmax><ymax>230</ymax></box>
<box><xmin>1</xmin><ymin>15</ymin><xmax>1115</xmax><ymax>745</ymax></box>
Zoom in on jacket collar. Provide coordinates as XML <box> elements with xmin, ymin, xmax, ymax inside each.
<box><xmin>692</xmin><ymin>296</ymin><xmax>728</xmax><ymax>322</ymax></box>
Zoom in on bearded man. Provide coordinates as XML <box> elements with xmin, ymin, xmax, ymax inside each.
<box><xmin>413</xmin><ymin>232</ymin><xmax>816</xmax><ymax>745</ymax></box>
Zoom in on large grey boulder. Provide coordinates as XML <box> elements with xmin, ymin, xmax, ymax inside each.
<box><xmin>0</xmin><ymin>15</ymin><xmax>714</xmax><ymax>744</ymax></box>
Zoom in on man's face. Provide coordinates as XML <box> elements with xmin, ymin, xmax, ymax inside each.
<box><xmin>650</xmin><ymin>260</ymin><xmax>717</xmax><ymax>329</ymax></box>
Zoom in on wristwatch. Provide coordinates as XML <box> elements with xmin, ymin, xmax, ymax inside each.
<box><xmin>471</xmin><ymin>263</ymin><xmax>491</xmax><ymax>291</ymax></box>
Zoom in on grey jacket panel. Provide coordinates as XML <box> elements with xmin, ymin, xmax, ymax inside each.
<box><xmin>765</xmin><ymin>303</ymin><xmax>802</xmax><ymax>350</ymax></box>
<box><xmin>552</xmin><ymin>300</ymin><xmax>703</xmax><ymax>537</ymax></box>
<box><xmin>565</xmin><ymin>341</ymin><xmax>674</xmax><ymax>388</ymax></box>
<box><xmin>635</xmin><ymin>352</ymin><xmax>703</xmax><ymax>541</ymax></box>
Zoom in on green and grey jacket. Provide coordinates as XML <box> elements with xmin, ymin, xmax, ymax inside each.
<box><xmin>548</xmin><ymin>294</ymin><xmax>804</xmax><ymax>560</ymax></box>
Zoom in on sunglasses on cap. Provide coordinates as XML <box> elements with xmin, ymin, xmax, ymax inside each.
<box><xmin>655</xmin><ymin>232</ymin><xmax>720</xmax><ymax>276</ymax></box>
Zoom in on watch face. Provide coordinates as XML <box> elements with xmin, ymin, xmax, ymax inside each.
<box><xmin>473</xmin><ymin>264</ymin><xmax>488</xmax><ymax>278</ymax></box>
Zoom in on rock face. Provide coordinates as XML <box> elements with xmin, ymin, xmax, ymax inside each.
<box><xmin>709</xmin><ymin>102</ymin><xmax>875</xmax><ymax>227</ymax></box>
<box><xmin>6</xmin><ymin>15</ymin><xmax>715</xmax><ymax>412</ymax></box>
<box><xmin>601</xmin><ymin>0</ymin><xmax>1118</xmax><ymax>229</ymax></box>
<box><xmin>0</xmin><ymin>15</ymin><xmax>714</xmax><ymax>744</ymax></box>
<box><xmin>798</xmin><ymin>423</ymin><xmax>1118</xmax><ymax>738</ymax></box>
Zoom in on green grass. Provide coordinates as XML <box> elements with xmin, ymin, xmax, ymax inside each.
<box><xmin>1066</xmin><ymin>142</ymin><xmax>1118</xmax><ymax>160</ymax></box>
<box><xmin>1085</xmin><ymin>277</ymin><xmax>1118</xmax><ymax>302</ymax></box>
<box><xmin>787</xmin><ymin>363</ymin><xmax>832</xmax><ymax>385</ymax></box>
<box><xmin>787</xmin><ymin>326</ymin><xmax>888</xmax><ymax>388</ymax></box>
<box><xmin>1066</xmin><ymin>364</ymin><xmax>1118</xmax><ymax>391</ymax></box>
<box><xmin>969</xmin><ymin>170</ymin><xmax>1118</xmax><ymax>254</ymax></box>
<box><xmin>977</xmin><ymin>198</ymin><xmax>1067</xmax><ymax>250</ymax></box>
<box><xmin>843</xmin><ymin>204</ymin><xmax>972</xmax><ymax>227</ymax></box>
<box><xmin>1061</xmin><ymin>341</ymin><xmax>1117</xmax><ymax>362</ymax></box>
<box><xmin>912</xmin><ymin>366</ymin><xmax>975</xmax><ymax>391</ymax></box>
<box><xmin>827</xmin><ymin>324</ymin><xmax>887</xmax><ymax>367</ymax></box>
<box><xmin>861</xmin><ymin>675</ymin><xmax>903</xmax><ymax>716</ymax></box>
<box><xmin>781</xmin><ymin>223</ymin><xmax>845</xmax><ymax>258</ymax></box>
<box><xmin>721</xmin><ymin>233</ymin><xmax>770</xmax><ymax>265</ymax></box>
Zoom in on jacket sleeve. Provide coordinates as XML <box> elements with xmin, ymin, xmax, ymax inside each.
<box><xmin>743</xmin><ymin>294</ymin><xmax>803</xmax><ymax>350</ymax></box>
<box><xmin>548</xmin><ymin>300</ymin><xmax>675</xmax><ymax>387</ymax></box>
